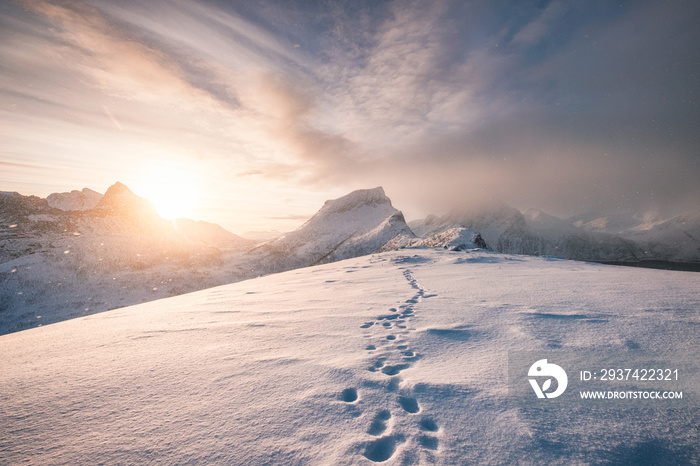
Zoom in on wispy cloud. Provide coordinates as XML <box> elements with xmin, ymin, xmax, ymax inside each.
<box><xmin>2</xmin><ymin>0</ymin><xmax>699</xmax><ymax>231</ymax></box>
<box><xmin>19</xmin><ymin>0</ymin><xmax>217</xmax><ymax>109</ymax></box>
<box><xmin>510</xmin><ymin>1</ymin><xmax>567</xmax><ymax>47</ymax></box>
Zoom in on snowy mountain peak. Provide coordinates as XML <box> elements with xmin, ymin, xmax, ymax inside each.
<box><xmin>319</xmin><ymin>187</ymin><xmax>391</xmax><ymax>215</ymax></box>
<box><xmin>97</xmin><ymin>182</ymin><xmax>136</xmax><ymax>206</ymax></box>
<box><xmin>46</xmin><ymin>187</ymin><xmax>102</xmax><ymax>211</ymax></box>
<box><xmin>94</xmin><ymin>182</ymin><xmax>159</xmax><ymax>221</ymax></box>
<box><xmin>250</xmin><ymin>187</ymin><xmax>414</xmax><ymax>271</ymax></box>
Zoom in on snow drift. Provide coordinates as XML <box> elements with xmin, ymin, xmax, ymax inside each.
<box><xmin>1</xmin><ymin>249</ymin><xmax>698</xmax><ymax>464</ymax></box>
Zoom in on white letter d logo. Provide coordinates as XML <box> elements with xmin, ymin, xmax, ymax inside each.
<box><xmin>528</xmin><ymin>359</ymin><xmax>568</xmax><ymax>399</ymax></box>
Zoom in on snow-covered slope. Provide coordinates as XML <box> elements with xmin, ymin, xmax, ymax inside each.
<box><xmin>622</xmin><ymin>212</ymin><xmax>700</xmax><ymax>262</ymax></box>
<box><xmin>396</xmin><ymin>227</ymin><xmax>487</xmax><ymax>251</ymax></box>
<box><xmin>248</xmin><ymin>187</ymin><xmax>415</xmax><ymax>272</ymax></box>
<box><xmin>0</xmin><ymin>183</ymin><xmax>253</xmax><ymax>334</ymax></box>
<box><xmin>568</xmin><ymin>209</ymin><xmax>666</xmax><ymax>235</ymax></box>
<box><xmin>46</xmin><ymin>187</ymin><xmax>102</xmax><ymax>211</ymax></box>
<box><xmin>1</xmin><ymin>248</ymin><xmax>698</xmax><ymax>464</ymax></box>
<box><xmin>563</xmin><ymin>209</ymin><xmax>700</xmax><ymax>262</ymax></box>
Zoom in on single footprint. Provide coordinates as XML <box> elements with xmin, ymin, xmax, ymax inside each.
<box><xmin>386</xmin><ymin>335</ymin><xmax>396</xmax><ymax>341</ymax></box>
<box><xmin>366</xmin><ymin>345</ymin><xmax>377</xmax><ymax>351</ymax></box>
<box><xmin>363</xmin><ymin>435</ymin><xmax>401</xmax><ymax>463</ymax></box>
<box><xmin>382</xmin><ymin>364</ymin><xmax>410</xmax><ymax>376</ymax></box>
<box><xmin>419</xmin><ymin>435</ymin><xmax>439</xmax><ymax>450</ymax></box>
<box><xmin>360</xmin><ymin>322</ymin><xmax>374</xmax><ymax>329</ymax></box>
<box><xmin>419</xmin><ymin>417</ymin><xmax>439</xmax><ymax>432</ymax></box>
<box><xmin>382</xmin><ymin>322</ymin><xmax>391</xmax><ymax>327</ymax></box>
<box><xmin>367</xmin><ymin>410</ymin><xmax>391</xmax><ymax>436</ymax></box>
<box><xmin>368</xmin><ymin>357</ymin><xmax>387</xmax><ymax>372</ymax></box>
<box><xmin>340</xmin><ymin>388</ymin><xmax>358</xmax><ymax>403</ymax></box>
<box><xmin>396</xmin><ymin>345</ymin><xmax>408</xmax><ymax>350</ymax></box>
<box><xmin>398</xmin><ymin>396</ymin><xmax>420</xmax><ymax>413</ymax></box>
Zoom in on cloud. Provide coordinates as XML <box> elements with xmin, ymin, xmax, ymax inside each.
<box><xmin>3</xmin><ymin>0</ymin><xmax>699</xmax><ymax>230</ymax></box>
<box><xmin>238</xmin><ymin>71</ymin><xmax>366</xmax><ymax>184</ymax></box>
<box><xmin>324</xmin><ymin>0</ymin><xmax>700</xmax><ymax>218</ymax></box>
<box><xmin>236</xmin><ymin>170</ymin><xmax>263</xmax><ymax>177</ymax></box>
<box><xmin>510</xmin><ymin>1</ymin><xmax>567</xmax><ymax>47</ymax></box>
<box><xmin>19</xmin><ymin>0</ymin><xmax>223</xmax><ymax>110</ymax></box>
<box><xmin>326</xmin><ymin>0</ymin><xmax>474</xmax><ymax>146</ymax></box>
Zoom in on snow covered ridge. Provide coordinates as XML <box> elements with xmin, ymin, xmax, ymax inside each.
<box><xmin>0</xmin><ymin>182</ymin><xmax>256</xmax><ymax>334</ymax></box>
<box><xmin>1</xmin><ymin>249</ymin><xmax>698</xmax><ymax>464</ymax></box>
<box><xmin>46</xmin><ymin>187</ymin><xmax>102</xmax><ymax>211</ymax></box>
<box><xmin>411</xmin><ymin>227</ymin><xmax>487</xmax><ymax>251</ymax></box>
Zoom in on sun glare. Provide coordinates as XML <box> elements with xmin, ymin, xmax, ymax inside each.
<box><xmin>134</xmin><ymin>165</ymin><xmax>200</xmax><ymax>220</ymax></box>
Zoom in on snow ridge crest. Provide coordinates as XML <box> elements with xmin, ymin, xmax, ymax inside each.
<box><xmin>320</xmin><ymin>187</ymin><xmax>391</xmax><ymax>215</ymax></box>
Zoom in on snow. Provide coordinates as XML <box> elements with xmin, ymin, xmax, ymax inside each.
<box><xmin>623</xmin><ymin>212</ymin><xmax>700</xmax><ymax>262</ymax></box>
<box><xmin>246</xmin><ymin>187</ymin><xmax>414</xmax><ymax>271</ymax></box>
<box><xmin>409</xmin><ymin>227</ymin><xmax>486</xmax><ymax>251</ymax></box>
<box><xmin>0</xmin><ymin>184</ymin><xmax>257</xmax><ymax>334</ymax></box>
<box><xmin>46</xmin><ymin>188</ymin><xmax>102</xmax><ymax>211</ymax></box>
<box><xmin>412</xmin><ymin>204</ymin><xmax>700</xmax><ymax>262</ymax></box>
<box><xmin>1</xmin><ymin>248</ymin><xmax>698</xmax><ymax>464</ymax></box>
<box><xmin>3</xmin><ymin>183</ymin><xmax>698</xmax><ymax>335</ymax></box>
<box><xmin>0</xmin><ymin>185</ymin><xmax>418</xmax><ymax>334</ymax></box>
<box><xmin>568</xmin><ymin>209</ymin><xmax>666</xmax><ymax>234</ymax></box>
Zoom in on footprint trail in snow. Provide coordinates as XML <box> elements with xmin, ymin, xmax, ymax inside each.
<box><xmin>350</xmin><ymin>258</ymin><xmax>441</xmax><ymax>463</ymax></box>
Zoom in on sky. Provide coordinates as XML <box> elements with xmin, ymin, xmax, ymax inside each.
<box><xmin>1</xmin><ymin>0</ymin><xmax>699</xmax><ymax>233</ymax></box>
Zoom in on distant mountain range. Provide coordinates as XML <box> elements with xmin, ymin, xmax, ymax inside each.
<box><xmin>1</xmin><ymin>182</ymin><xmax>698</xmax><ymax>334</ymax></box>
<box><xmin>409</xmin><ymin>203</ymin><xmax>700</xmax><ymax>263</ymax></box>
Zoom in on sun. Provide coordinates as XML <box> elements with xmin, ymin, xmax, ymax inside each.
<box><xmin>134</xmin><ymin>165</ymin><xmax>200</xmax><ymax>220</ymax></box>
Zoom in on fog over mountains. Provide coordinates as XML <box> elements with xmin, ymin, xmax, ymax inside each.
<box><xmin>1</xmin><ymin>182</ymin><xmax>698</xmax><ymax>334</ymax></box>
<box><xmin>410</xmin><ymin>204</ymin><xmax>700</xmax><ymax>264</ymax></box>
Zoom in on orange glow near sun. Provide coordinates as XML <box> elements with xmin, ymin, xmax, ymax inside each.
<box><xmin>134</xmin><ymin>164</ymin><xmax>200</xmax><ymax>220</ymax></box>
